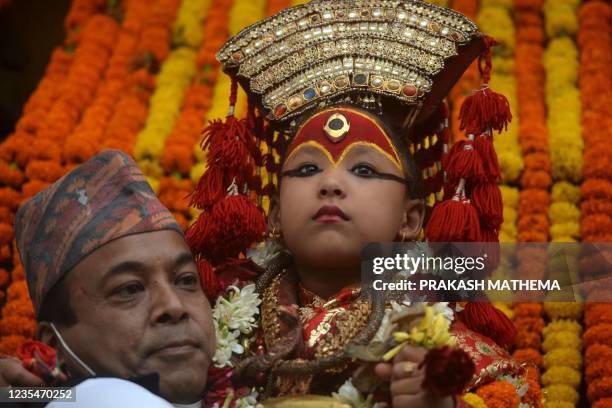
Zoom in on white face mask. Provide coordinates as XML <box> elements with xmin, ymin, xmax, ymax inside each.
<box><xmin>49</xmin><ymin>322</ymin><xmax>96</xmax><ymax>377</ymax></box>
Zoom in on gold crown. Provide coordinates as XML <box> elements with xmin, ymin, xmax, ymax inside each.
<box><xmin>217</xmin><ymin>0</ymin><xmax>481</xmax><ymax>122</ymax></box>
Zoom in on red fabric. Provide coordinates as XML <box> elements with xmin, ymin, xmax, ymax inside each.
<box><xmin>451</xmin><ymin>320</ymin><xmax>521</xmax><ymax>389</ymax></box>
<box><xmin>287</xmin><ymin>107</ymin><xmax>402</xmax><ymax>170</ymax></box>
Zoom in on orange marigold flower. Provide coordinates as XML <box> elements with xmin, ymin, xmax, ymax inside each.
<box><xmin>588</xmin><ymin>377</ymin><xmax>612</xmax><ymax>403</ymax></box>
<box><xmin>512</xmin><ymin>348</ymin><xmax>542</xmax><ymax>368</ymax></box>
<box><xmin>0</xmin><ymin>315</ymin><xmax>36</xmax><ymax>338</ymax></box>
<box><xmin>584</xmin><ymin>324</ymin><xmax>612</xmax><ymax>348</ymax></box>
<box><xmin>476</xmin><ymin>381</ymin><xmax>520</xmax><ymax>408</ymax></box>
<box><xmin>0</xmin><ymin>334</ymin><xmax>27</xmax><ymax>356</ymax></box>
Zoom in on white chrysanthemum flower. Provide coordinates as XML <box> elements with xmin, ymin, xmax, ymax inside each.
<box><xmin>332</xmin><ymin>379</ymin><xmax>373</xmax><ymax>408</ymax></box>
<box><xmin>247</xmin><ymin>239</ymin><xmax>284</xmax><ymax>267</ymax></box>
<box><xmin>234</xmin><ymin>389</ymin><xmax>261</xmax><ymax>408</ymax></box>
<box><xmin>213</xmin><ymin>285</ymin><xmax>261</xmax><ymax>334</ymax></box>
<box><xmin>431</xmin><ymin>302</ymin><xmax>454</xmax><ymax>323</ymax></box>
<box><xmin>213</xmin><ymin>322</ymin><xmax>243</xmax><ymax>367</ymax></box>
<box><xmin>498</xmin><ymin>374</ymin><xmax>528</xmax><ymax>398</ymax></box>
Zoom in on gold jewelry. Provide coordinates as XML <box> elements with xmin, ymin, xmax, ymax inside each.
<box><xmin>403</xmin><ymin>361</ymin><xmax>417</xmax><ymax>374</ymax></box>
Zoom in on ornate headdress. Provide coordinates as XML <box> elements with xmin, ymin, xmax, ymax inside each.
<box><xmin>188</xmin><ymin>0</ymin><xmax>513</xmax><ymax>343</ymax></box>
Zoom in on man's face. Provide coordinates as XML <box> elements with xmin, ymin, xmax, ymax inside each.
<box><xmin>49</xmin><ymin>230</ymin><xmax>214</xmax><ymax>404</ymax></box>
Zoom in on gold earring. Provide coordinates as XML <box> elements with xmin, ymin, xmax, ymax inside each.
<box><xmin>269</xmin><ymin>227</ymin><xmax>281</xmax><ymax>239</ymax></box>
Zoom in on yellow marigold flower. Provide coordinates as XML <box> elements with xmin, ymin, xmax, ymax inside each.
<box><xmin>551</xmin><ymin>182</ymin><xmax>581</xmax><ymax>205</ymax></box>
<box><xmin>542</xmin><ymin>320</ymin><xmax>582</xmax><ymax>337</ymax></box>
<box><xmin>492</xmin><ymin>56</ymin><xmax>514</xmax><ymax>75</ymax></box>
<box><xmin>424</xmin><ymin>0</ymin><xmax>449</xmax><ymax>7</ymax></box>
<box><xmin>138</xmin><ymin>159</ymin><xmax>164</xmax><ymax>179</ymax></box>
<box><xmin>135</xmin><ymin>48</ymin><xmax>198</xmax><ymax>164</ymax></box>
<box><xmin>549</xmin><ymin>203</ymin><xmax>581</xmax><ymax>224</ymax></box>
<box><xmin>497</xmin><ymin>151</ymin><xmax>523</xmax><ymax>184</ymax></box>
<box><xmin>190</xmin><ymin>162</ymin><xmax>206</xmax><ymax>184</ymax></box>
<box><xmin>146</xmin><ymin>176</ymin><xmax>160</xmax><ymax>194</ymax></box>
<box><xmin>173</xmin><ymin>0</ymin><xmax>210</xmax><ymax>48</ymax></box>
<box><xmin>543</xmin><ymin>384</ymin><xmax>579</xmax><ymax>404</ymax></box>
<box><xmin>544</xmin><ymin>3</ymin><xmax>578</xmax><ymax>37</ymax></box>
<box><xmin>541</xmin><ymin>366</ymin><xmax>581</xmax><ymax>389</ymax></box>
<box><xmin>493</xmin><ymin>302</ymin><xmax>514</xmax><ymax>319</ymax></box>
<box><xmin>194</xmin><ymin>143</ymin><xmax>207</xmax><ymax>162</ymax></box>
<box><xmin>461</xmin><ymin>393</ymin><xmax>487</xmax><ymax>408</ymax></box>
<box><xmin>550</xmin><ymin>223</ymin><xmax>581</xmax><ymax>241</ymax></box>
<box><xmin>503</xmin><ymin>207</ymin><xmax>517</xmax><ymax>224</ymax></box>
<box><xmin>500</xmin><ymin>186</ymin><xmax>520</xmax><ymax>209</ymax></box>
<box><xmin>481</xmin><ymin>0</ymin><xmax>512</xmax><ymax>8</ymax></box>
<box><xmin>478</xmin><ymin>7</ymin><xmax>515</xmax><ymax>55</ymax></box>
<box><xmin>544</xmin><ymin>302</ymin><xmax>583</xmax><ymax>321</ymax></box>
<box><xmin>543</xmin><ymin>402</ymin><xmax>576</xmax><ymax>408</ymax></box>
<box><xmin>543</xmin><ymin>348</ymin><xmax>582</xmax><ymax>370</ymax></box>
<box><xmin>499</xmin><ymin>230</ymin><xmax>516</xmax><ymax>243</ymax></box>
<box><xmin>542</xmin><ymin>331</ymin><xmax>582</xmax><ymax>353</ymax></box>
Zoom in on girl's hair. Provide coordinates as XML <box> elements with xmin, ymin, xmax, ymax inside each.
<box><xmin>274</xmin><ymin>104</ymin><xmax>425</xmax><ymax>199</ymax></box>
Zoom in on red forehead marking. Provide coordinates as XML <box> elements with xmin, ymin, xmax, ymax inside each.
<box><xmin>286</xmin><ymin>107</ymin><xmax>403</xmax><ymax>171</ymax></box>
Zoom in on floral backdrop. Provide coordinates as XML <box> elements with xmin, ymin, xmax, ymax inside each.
<box><xmin>0</xmin><ymin>0</ymin><xmax>610</xmax><ymax>406</ymax></box>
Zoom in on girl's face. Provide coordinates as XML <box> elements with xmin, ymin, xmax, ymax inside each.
<box><xmin>271</xmin><ymin>109</ymin><xmax>423</xmax><ymax>271</ymax></box>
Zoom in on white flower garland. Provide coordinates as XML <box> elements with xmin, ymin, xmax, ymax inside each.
<box><xmin>212</xmin><ymin>284</ymin><xmax>261</xmax><ymax>367</ymax></box>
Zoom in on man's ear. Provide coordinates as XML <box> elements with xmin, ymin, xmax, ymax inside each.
<box><xmin>397</xmin><ymin>199</ymin><xmax>425</xmax><ymax>241</ymax></box>
<box><xmin>36</xmin><ymin>322</ymin><xmax>65</xmax><ymax>365</ymax></box>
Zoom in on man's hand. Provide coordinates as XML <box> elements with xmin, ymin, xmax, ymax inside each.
<box><xmin>0</xmin><ymin>356</ymin><xmax>45</xmax><ymax>387</ymax></box>
<box><xmin>375</xmin><ymin>345</ymin><xmax>454</xmax><ymax>408</ymax></box>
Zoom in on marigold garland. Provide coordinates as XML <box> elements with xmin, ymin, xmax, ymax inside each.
<box><xmin>102</xmin><ymin>0</ymin><xmax>182</xmax><ymax>155</ymax></box>
<box><xmin>158</xmin><ymin>0</ymin><xmax>234</xmax><ymax>226</ymax></box>
<box><xmin>0</xmin><ymin>1</ymin><xmax>115</xmax><ymax>352</ymax></box>
<box><xmin>63</xmin><ymin>0</ymin><xmax>149</xmax><ymax>165</ymax></box>
<box><xmin>578</xmin><ymin>11</ymin><xmax>611</xmax><ymax>401</ymax></box>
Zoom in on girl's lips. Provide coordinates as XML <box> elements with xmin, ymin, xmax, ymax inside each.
<box><xmin>315</xmin><ymin>214</ymin><xmax>346</xmax><ymax>223</ymax></box>
<box><xmin>313</xmin><ymin>205</ymin><xmax>350</xmax><ymax>222</ymax></box>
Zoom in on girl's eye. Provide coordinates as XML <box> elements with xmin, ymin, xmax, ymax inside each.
<box><xmin>283</xmin><ymin>164</ymin><xmax>321</xmax><ymax>177</ymax></box>
<box><xmin>351</xmin><ymin>164</ymin><xmax>377</xmax><ymax>178</ymax></box>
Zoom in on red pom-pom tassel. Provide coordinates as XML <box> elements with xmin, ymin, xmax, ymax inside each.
<box><xmin>442</xmin><ymin>139</ymin><xmax>485</xmax><ymax>183</ymax></box>
<box><xmin>190</xmin><ymin>165</ymin><xmax>225</xmax><ymax>210</ymax></box>
<box><xmin>426</xmin><ymin>194</ymin><xmax>481</xmax><ymax>242</ymax></box>
<box><xmin>461</xmin><ymin>302</ymin><xmax>517</xmax><ymax>348</ymax></box>
<box><xmin>197</xmin><ymin>258</ymin><xmax>220</xmax><ymax>300</ymax></box>
<box><xmin>470</xmin><ymin>182</ymin><xmax>504</xmax><ymax>230</ymax></box>
<box><xmin>186</xmin><ymin>192</ymin><xmax>266</xmax><ymax>264</ymax></box>
<box><xmin>459</xmin><ymin>87</ymin><xmax>512</xmax><ymax>136</ymax></box>
<box><xmin>474</xmin><ymin>133</ymin><xmax>501</xmax><ymax>182</ymax></box>
<box><xmin>459</xmin><ymin>36</ymin><xmax>512</xmax><ymax>136</ymax></box>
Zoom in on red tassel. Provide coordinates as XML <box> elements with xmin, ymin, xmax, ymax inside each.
<box><xmin>197</xmin><ymin>258</ymin><xmax>220</xmax><ymax>300</ymax></box>
<box><xmin>459</xmin><ymin>87</ymin><xmax>512</xmax><ymax>135</ymax></box>
<box><xmin>470</xmin><ymin>182</ymin><xmax>503</xmax><ymax>230</ymax></box>
<box><xmin>201</xmin><ymin>116</ymin><xmax>256</xmax><ymax>175</ymax></box>
<box><xmin>461</xmin><ymin>302</ymin><xmax>517</xmax><ymax>348</ymax></box>
<box><xmin>190</xmin><ymin>165</ymin><xmax>225</xmax><ymax>210</ymax></box>
<box><xmin>426</xmin><ymin>197</ymin><xmax>481</xmax><ymax>242</ymax></box>
<box><xmin>186</xmin><ymin>194</ymin><xmax>266</xmax><ymax>264</ymax></box>
<box><xmin>459</xmin><ymin>36</ymin><xmax>512</xmax><ymax>135</ymax></box>
<box><xmin>474</xmin><ymin>133</ymin><xmax>501</xmax><ymax>182</ymax></box>
<box><xmin>442</xmin><ymin>140</ymin><xmax>485</xmax><ymax>182</ymax></box>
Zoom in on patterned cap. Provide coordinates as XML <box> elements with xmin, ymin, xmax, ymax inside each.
<box><xmin>14</xmin><ymin>149</ymin><xmax>183</xmax><ymax>316</ymax></box>
<box><xmin>217</xmin><ymin>0</ymin><xmax>483</xmax><ymax>123</ymax></box>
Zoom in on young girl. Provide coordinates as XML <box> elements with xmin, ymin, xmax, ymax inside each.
<box><xmin>192</xmin><ymin>1</ymin><xmax>525</xmax><ymax>406</ymax></box>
